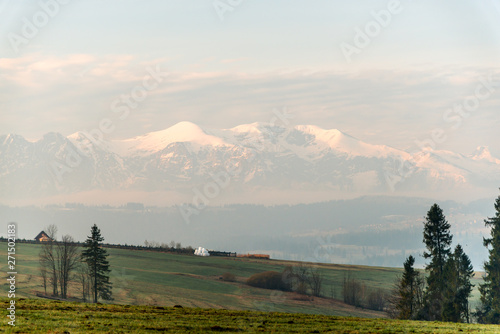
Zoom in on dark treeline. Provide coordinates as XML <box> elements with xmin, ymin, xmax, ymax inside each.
<box><xmin>388</xmin><ymin>189</ymin><xmax>500</xmax><ymax>324</ymax></box>
<box><xmin>1</xmin><ymin>237</ymin><xmax>195</xmax><ymax>255</ymax></box>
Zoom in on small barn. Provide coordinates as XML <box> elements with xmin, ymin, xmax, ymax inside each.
<box><xmin>34</xmin><ymin>231</ymin><xmax>52</xmax><ymax>242</ymax></box>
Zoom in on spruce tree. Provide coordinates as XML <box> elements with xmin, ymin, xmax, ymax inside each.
<box><xmin>392</xmin><ymin>255</ymin><xmax>424</xmax><ymax>319</ymax></box>
<box><xmin>478</xmin><ymin>191</ymin><xmax>500</xmax><ymax>323</ymax></box>
<box><xmin>81</xmin><ymin>224</ymin><xmax>112</xmax><ymax>303</ymax></box>
<box><xmin>442</xmin><ymin>256</ymin><xmax>459</xmax><ymax>322</ymax></box>
<box><xmin>442</xmin><ymin>244</ymin><xmax>474</xmax><ymax>323</ymax></box>
<box><xmin>455</xmin><ymin>245</ymin><xmax>474</xmax><ymax>323</ymax></box>
<box><xmin>422</xmin><ymin>203</ymin><xmax>452</xmax><ymax>321</ymax></box>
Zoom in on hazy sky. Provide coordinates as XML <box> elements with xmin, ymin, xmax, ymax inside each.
<box><xmin>1</xmin><ymin>0</ymin><xmax>499</xmax><ymax>156</ymax></box>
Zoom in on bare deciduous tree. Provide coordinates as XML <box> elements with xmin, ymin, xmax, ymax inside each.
<box><xmin>39</xmin><ymin>224</ymin><xmax>58</xmax><ymax>296</ymax></box>
<box><xmin>77</xmin><ymin>262</ymin><xmax>92</xmax><ymax>302</ymax></box>
<box><xmin>294</xmin><ymin>263</ymin><xmax>310</xmax><ymax>295</ymax></box>
<box><xmin>343</xmin><ymin>271</ymin><xmax>364</xmax><ymax>307</ymax></box>
<box><xmin>56</xmin><ymin>235</ymin><xmax>80</xmax><ymax>299</ymax></box>
<box><xmin>281</xmin><ymin>264</ymin><xmax>323</xmax><ymax>297</ymax></box>
<box><xmin>40</xmin><ymin>266</ymin><xmax>48</xmax><ymax>294</ymax></box>
<box><xmin>367</xmin><ymin>288</ymin><xmax>387</xmax><ymax>311</ymax></box>
<box><xmin>39</xmin><ymin>225</ymin><xmax>80</xmax><ymax>299</ymax></box>
<box><xmin>46</xmin><ymin>224</ymin><xmax>57</xmax><ymax>242</ymax></box>
<box><xmin>309</xmin><ymin>267</ymin><xmax>323</xmax><ymax>297</ymax></box>
<box><xmin>282</xmin><ymin>266</ymin><xmax>295</xmax><ymax>291</ymax></box>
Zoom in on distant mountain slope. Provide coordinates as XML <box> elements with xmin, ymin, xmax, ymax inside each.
<box><xmin>1</xmin><ymin>122</ymin><xmax>499</xmax><ymax>203</ymax></box>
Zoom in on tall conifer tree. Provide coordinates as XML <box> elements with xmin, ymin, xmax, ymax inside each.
<box><xmin>422</xmin><ymin>203</ymin><xmax>452</xmax><ymax>321</ymax></box>
<box><xmin>82</xmin><ymin>224</ymin><xmax>112</xmax><ymax>303</ymax></box>
<box><xmin>391</xmin><ymin>255</ymin><xmax>424</xmax><ymax>319</ymax></box>
<box><xmin>442</xmin><ymin>244</ymin><xmax>474</xmax><ymax>323</ymax></box>
<box><xmin>478</xmin><ymin>191</ymin><xmax>500</xmax><ymax>323</ymax></box>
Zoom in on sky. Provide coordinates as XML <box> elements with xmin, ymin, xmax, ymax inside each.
<box><xmin>1</xmin><ymin>0</ymin><xmax>500</xmax><ymax>156</ymax></box>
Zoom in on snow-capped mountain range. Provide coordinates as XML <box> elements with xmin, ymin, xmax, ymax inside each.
<box><xmin>1</xmin><ymin>121</ymin><xmax>499</xmax><ymax>204</ymax></box>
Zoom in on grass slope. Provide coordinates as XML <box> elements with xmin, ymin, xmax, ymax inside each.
<box><xmin>1</xmin><ymin>298</ymin><xmax>498</xmax><ymax>333</ymax></box>
<box><xmin>0</xmin><ymin>241</ymin><xmax>483</xmax><ymax>317</ymax></box>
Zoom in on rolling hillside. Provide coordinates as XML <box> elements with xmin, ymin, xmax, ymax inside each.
<box><xmin>0</xmin><ymin>241</ymin><xmax>400</xmax><ymax>318</ymax></box>
<box><xmin>1</xmin><ymin>241</ymin><xmax>484</xmax><ymax>318</ymax></box>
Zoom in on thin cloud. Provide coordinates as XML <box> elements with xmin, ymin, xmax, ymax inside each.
<box><xmin>1</xmin><ymin>55</ymin><xmax>498</xmax><ymax>156</ymax></box>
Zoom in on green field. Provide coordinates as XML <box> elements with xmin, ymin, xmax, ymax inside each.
<box><xmin>0</xmin><ymin>241</ymin><xmax>484</xmax><ymax>320</ymax></box>
<box><xmin>2</xmin><ymin>298</ymin><xmax>499</xmax><ymax>333</ymax></box>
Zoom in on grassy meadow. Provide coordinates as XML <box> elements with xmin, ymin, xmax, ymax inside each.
<box><xmin>0</xmin><ymin>241</ymin><xmax>404</xmax><ymax>317</ymax></box>
<box><xmin>0</xmin><ymin>241</ymin><xmax>488</xmax><ymax>333</ymax></box>
<box><xmin>2</xmin><ymin>298</ymin><xmax>499</xmax><ymax>333</ymax></box>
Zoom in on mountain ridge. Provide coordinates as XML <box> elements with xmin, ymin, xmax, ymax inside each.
<box><xmin>1</xmin><ymin>122</ymin><xmax>499</xmax><ymax>204</ymax></box>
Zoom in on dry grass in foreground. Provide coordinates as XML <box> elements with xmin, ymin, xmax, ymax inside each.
<box><xmin>1</xmin><ymin>298</ymin><xmax>498</xmax><ymax>333</ymax></box>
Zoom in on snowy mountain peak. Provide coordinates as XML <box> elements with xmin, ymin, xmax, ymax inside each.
<box><xmin>111</xmin><ymin>121</ymin><xmax>232</xmax><ymax>156</ymax></box>
<box><xmin>471</xmin><ymin>146</ymin><xmax>500</xmax><ymax>164</ymax></box>
<box><xmin>67</xmin><ymin>131</ymin><xmax>88</xmax><ymax>141</ymax></box>
<box><xmin>166</xmin><ymin>121</ymin><xmax>205</xmax><ymax>134</ymax></box>
<box><xmin>292</xmin><ymin>125</ymin><xmax>400</xmax><ymax>158</ymax></box>
<box><xmin>229</xmin><ymin>122</ymin><xmax>265</xmax><ymax>134</ymax></box>
<box><xmin>295</xmin><ymin>125</ymin><xmax>344</xmax><ymax>143</ymax></box>
<box><xmin>1</xmin><ymin>123</ymin><xmax>499</xmax><ymax>203</ymax></box>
